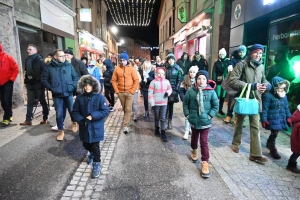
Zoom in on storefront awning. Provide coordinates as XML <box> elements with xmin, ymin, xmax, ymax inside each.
<box><xmin>78</xmin><ymin>29</ymin><xmax>108</xmax><ymax>53</ymax></box>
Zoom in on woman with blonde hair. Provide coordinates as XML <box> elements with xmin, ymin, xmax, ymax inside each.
<box><xmin>141</xmin><ymin>61</ymin><xmax>155</xmax><ymax>117</ymax></box>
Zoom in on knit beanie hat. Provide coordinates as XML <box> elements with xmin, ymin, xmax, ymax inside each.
<box><xmin>167</xmin><ymin>53</ymin><xmax>175</xmax><ymax>61</ymax></box>
<box><xmin>189</xmin><ymin>65</ymin><xmax>199</xmax><ymax>72</ymax></box>
<box><xmin>249</xmin><ymin>44</ymin><xmax>264</xmax><ymax>55</ymax></box>
<box><xmin>219</xmin><ymin>48</ymin><xmax>227</xmax><ymax>56</ymax></box>
<box><xmin>238</xmin><ymin>45</ymin><xmax>247</xmax><ymax>53</ymax></box>
<box><xmin>196</xmin><ymin>70</ymin><xmax>209</xmax><ymax>80</ymax></box>
<box><xmin>120</xmin><ymin>51</ymin><xmax>129</xmax><ymax>61</ymax></box>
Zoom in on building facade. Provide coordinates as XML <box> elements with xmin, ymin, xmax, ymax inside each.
<box><xmin>106</xmin><ymin>26</ymin><xmax>119</xmax><ymax>64</ymax></box>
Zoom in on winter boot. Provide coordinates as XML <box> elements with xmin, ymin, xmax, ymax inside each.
<box><xmin>167</xmin><ymin>120</ymin><xmax>172</xmax><ymax>130</ymax></box>
<box><xmin>161</xmin><ymin>130</ymin><xmax>168</xmax><ymax>142</ymax></box>
<box><xmin>190</xmin><ymin>149</ymin><xmax>198</xmax><ymax>163</ymax></box>
<box><xmin>56</xmin><ymin>130</ymin><xmax>64</xmax><ymax>141</ymax></box>
<box><xmin>155</xmin><ymin>127</ymin><xmax>160</xmax><ymax>137</ymax></box>
<box><xmin>87</xmin><ymin>152</ymin><xmax>94</xmax><ymax>165</ymax></box>
<box><xmin>266</xmin><ymin>133</ymin><xmax>280</xmax><ymax>159</ymax></box>
<box><xmin>269</xmin><ymin>148</ymin><xmax>281</xmax><ymax>159</ymax></box>
<box><xmin>72</xmin><ymin>122</ymin><xmax>78</xmax><ymax>133</ymax></box>
<box><xmin>223</xmin><ymin>116</ymin><xmax>232</xmax><ymax>124</ymax></box>
<box><xmin>183</xmin><ymin>119</ymin><xmax>189</xmax><ymax>140</ymax></box>
<box><xmin>143</xmin><ymin>111</ymin><xmax>149</xmax><ymax>118</ymax></box>
<box><xmin>92</xmin><ymin>162</ymin><xmax>101</xmax><ymax>178</ymax></box>
<box><xmin>201</xmin><ymin>161</ymin><xmax>211</xmax><ymax>178</ymax></box>
<box><xmin>286</xmin><ymin>161</ymin><xmax>300</xmax><ymax>174</ymax></box>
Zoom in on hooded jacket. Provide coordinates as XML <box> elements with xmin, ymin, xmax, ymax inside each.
<box><xmin>183</xmin><ymin>80</ymin><xmax>219</xmax><ymax>129</ymax></box>
<box><xmin>103</xmin><ymin>58</ymin><xmax>114</xmax><ymax>87</ymax></box>
<box><xmin>228</xmin><ymin>50</ymin><xmax>243</xmax><ymax>67</ymax></box>
<box><xmin>176</xmin><ymin>52</ymin><xmax>191</xmax><ymax>75</ymax></box>
<box><xmin>0</xmin><ymin>44</ymin><xmax>19</xmax><ymax>86</ymax></box>
<box><xmin>148</xmin><ymin>75</ymin><xmax>172</xmax><ymax>106</ymax></box>
<box><xmin>72</xmin><ymin>75</ymin><xmax>109</xmax><ymax>143</ymax></box>
<box><xmin>260</xmin><ymin>76</ymin><xmax>291</xmax><ymax>131</ymax></box>
<box><xmin>111</xmin><ymin>62</ymin><xmax>139</xmax><ymax>94</ymax></box>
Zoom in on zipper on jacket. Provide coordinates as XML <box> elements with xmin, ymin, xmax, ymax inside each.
<box><xmin>123</xmin><ymin>67</ymin><xmax>125</xmax><ymax>92</ymax></box>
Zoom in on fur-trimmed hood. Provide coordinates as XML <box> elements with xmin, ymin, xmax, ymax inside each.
<box><xmin>77</xmin><ymin>75</ymin><xmax>100</xmax><ymax>94</ymax></box>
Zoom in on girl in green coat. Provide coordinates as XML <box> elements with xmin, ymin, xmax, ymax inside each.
<box><xmin>183</xmin><ymin>70</ymin><xmax>219</xmax><ymax>178</ymax></box>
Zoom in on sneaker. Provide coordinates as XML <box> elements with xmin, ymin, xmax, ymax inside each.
<box><xmin>183</xmin><ymin>130</ymin><xmax>189</xmax><ymax>140</ymax></box>
<box><xmin>9</xmin><ymin>117</ymin><xmax>13</xmax><ymax>122</ymax></box>
<box><xmin>51</xmin><ymin>125</ymin><xmax>65</xmax><ymax>131</ymax></box>
<box><xmin>87</xmin><ymin>152</ymin><xmax>94</xmax><ymax>165</ymax></box>
<box><xmin>201</xmin><ymin>161</ymin><xmax>211</xmax><ymax>178</ymax></box>
<box><xmin>109</xmin><ymin>107</ymin><xmax>115</xmax><ymax>112</ymax></box>
<box><xmin>72</xmin><ymin>122</ymin><xmax>78</xmax><ymax>133</ymax></box>
<box><xmin>143</xmin><ymin>111</ymin><xmax>149</xmax><ymax>118</ymax></box>
<box><xmin>124</xmin><ymin>126</ymin><xmax>129</xmax><ymax>134</ymax></box>
<box><xmin>92</xmin><ymin>162</ymin><xmax>101</xmax><ymax>179</ymax></box>
<box><xmin>0</xmin><ymin>120</ymin><xmax>10</xmax><ymax>127</ymax></box>
<box><xmin>249</xmin><ymin>156</ymin><xmax>268</xmax><ymax>164</ymax></box>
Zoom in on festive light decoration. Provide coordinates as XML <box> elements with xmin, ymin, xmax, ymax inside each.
<box><xmin>104</xmin><ymin>0</ymin><xmax>156</xmax><ymax>26</ymax></box>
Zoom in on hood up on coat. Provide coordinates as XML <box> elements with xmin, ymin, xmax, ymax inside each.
<box><xmin>180</xmin><ymin>52</ymin><xmax>189</xmax><ymax>60</ymax></box>
<box><xmin>231</xmin><ymin>50</ymin><xmax>241</xmax><ymax>60</ymax></box>
<box><xmin>103</xmin><ymin>58</ymin><xmax>113</xmax><ymax>71</ymax></box>
<box><xmin>193</xmin><ymin>79</ymin><xmax>216</xmax><ymax>91</ymax></box>
<box><xmin>270</xmin><ymin>76</ymin><xmax>290</xmax><ymax>93</ymax></box>
<box><xmin>77</xmin><ymin>75</ymin><xmax>100</xmax><ymax>94</ymax></box>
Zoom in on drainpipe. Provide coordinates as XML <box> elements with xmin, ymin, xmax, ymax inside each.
<box><xmin>172</xmin><ymin>0</ymin><xmax>175</xmax><ymax>53</ymax></box>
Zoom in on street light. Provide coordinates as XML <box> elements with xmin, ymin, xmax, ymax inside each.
<box><xmin>120</xmin><ymin>39</ymin><xmax>124</xmax><ymax>44</ymax></box>
<box><xmin>111</xmin><ymin>26</ymin><xmax>118</xmax><ymax>34</ymax></box>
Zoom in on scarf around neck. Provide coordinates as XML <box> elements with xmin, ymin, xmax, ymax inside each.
<box><xmin>195</xmin><ymin>84</ymin><xmax>207</xmax><ymax>114</ymax></box>
<box><xmin>26</xmin><ymin>53</ymin><xmax>39</xmax><ymax>76</ymax></box>
<box><xmin>249</xmin><ymin>57</ymin><xmax>262</xmax><ymax>67</ymax></box>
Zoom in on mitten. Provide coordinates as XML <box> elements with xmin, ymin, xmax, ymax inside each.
<box><xmin>228</xmin><ymin>65</ymin><xmax>233</xmax><ymax>72</ymax></box>
<box><xmin>287</xmin><ymin>118</ymin><xmax>292</xmax><ymax>127</ymax></box>
<box><xmin>163</xmin><ymin>92</ymin><xmax>168</xmax><ymax>98</ymax></box>
<box><xmin>261</xmin><ymin>121</ymin><xmax>270</xmax><ymax>128</ymax></box>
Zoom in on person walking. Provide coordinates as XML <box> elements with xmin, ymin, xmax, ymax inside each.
<box><xmin>183</xmin><ymin>70</ymin><xmax>219</xmax><ymax>178</ymax></box>
<box><xmin>191</xmin><ymin>51</ymin><xmax>209</xmax><ymax>71</ymax></box>
<box><xmin>42</xmin><ymin>49</ymin><xmax>78</xmax><ymax>141</ymax></box>
<box><xmin>129</xmin><ymin>59</ymin><xmax>141</xmax><ymax>121</ymax></box>
<box><xmin>87</xmin><ymin>60</ymin><xmax>101</xmax><ymax>83</ymax></box>
<box><xmin>20</xmin><ymin>44</ymin><xmax>49</xmax><ymax>126</ymax></box>
<box><xmin>103</xmin><ymin>58</ymin><xmax>116</xmax><ymax>112</ymax></box>
<box><xmin>176</xmin><ymin>52</ymin><xmax>191</xmax><ymax>76</ymax></box>
<box><xmin>111</xmin><ymin>51</ymin><xmax>139</xmax><ymax>134</ymax></box>
<box><xmin>0</xmin><ymin>43</ymin><xmax>19</xmax><ymax>127</ymax></box>
<box><xmin>229</xmin><ymin>44</ymin><xmax>271</xmax><ymax>164</ymax></box>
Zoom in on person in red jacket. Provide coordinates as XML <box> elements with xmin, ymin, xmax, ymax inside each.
<box><xmin>0</xmin><ymin>43</ymin><xmax>19</xmax><ymax>126</ymax></box>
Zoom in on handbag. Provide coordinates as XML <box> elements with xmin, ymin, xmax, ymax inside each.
<box><xmin>233</xmin><ymin>84</ymin><xmax>259</xmax><ymax>116</ymax></box>
<box><xmin>168</xmin><ymin>91</ymin><xmax>179</xmax><ymax>103</ymax></box>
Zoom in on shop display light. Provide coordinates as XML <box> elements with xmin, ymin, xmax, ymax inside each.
<box><xmin>290</xmin><ymin>55</ymin><xmax>300</xmax><ymax>78</ymax></box>
<box><xmin>104</xmin><ymin>0</ymin><xmax>156</xmax><ymax>26</ymax></box>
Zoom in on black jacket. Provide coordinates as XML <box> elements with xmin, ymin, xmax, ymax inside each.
<box><xmin>191</xmin><ymin>57</ymin><xmax>209</xmax><ymax>71</ymax></box>
<box><xmin>24</xmin><ymin>53</ymin><xmax>44</xmax><ymax>89</ymax></box>
<box><xmin>71</xmin><ymin>57</ymin><xmax>89</xmax><ymax>78</ymax></box>
<box><xmin>176</xmin><ymin>52</ymin><xmax>191</xmax><ymax>75</ymax></box>
<box><xmin>103</xmin><ymin>58</ymin><xmax>114</xmax><ymax>87</ymax></box>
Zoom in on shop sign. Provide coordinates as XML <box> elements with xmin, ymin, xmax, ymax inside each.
<box><xmin>80</xmin><ymin>8</ymin><xmax>92</xmax><ymax>22</ymax></box>
<box><xmin>177</xmin><ymin>3</ymin><xmax>187</xmax><ymax>23</ymax></box>
<box><xmin>79</xmin><ymin>32</ymin><xmax>104</xmax><ymax>52</ymax></box>
<box><xmin>234</xmin><ymin>4</ymin><xmax>241</xmax><ymax>20</ymax></box>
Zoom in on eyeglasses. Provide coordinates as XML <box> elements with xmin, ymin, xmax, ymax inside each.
<box><xmin>27</xmin><ymin>49</ymin><xmax>33</xmax><ymax>51</ymax></box>
<box><xmin>120</xmin><ymin>59</ymin><xmax>125</xmax><ymax>62</ymax></box>
<box><xmin>252</xmin><ymin>52</ymin><xmax>263</xmax><ymax>56</ymax></box>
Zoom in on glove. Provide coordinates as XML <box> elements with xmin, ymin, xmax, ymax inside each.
<box><xmin>228</xmin><ymin>65</ymin><xmax>233</xmax><ymax>72</ymax></box>
<box><xmin>287</xmin><ymin>118</ymin><xmax>292</xmax><ymax>127</ymax></box>
<box><xmin>261</xmin><ymin>121</ymin><xmax>270</xmax><ymax>128</ymax></box>
<box><xmin>163</xmin><ymin>92</ymin><xmax>168</xmax><ymax>98</ymax></box>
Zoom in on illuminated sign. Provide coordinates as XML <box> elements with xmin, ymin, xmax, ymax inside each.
<box><xmin>80</xmin><ymin>8</ymin><xmax>92</xmax><ymax>22</ymax></box>
<box><xmin>177</xmin><ymin>3</ymin><xmax>187</xmax><ymax>23</ymax></box>
<box><xmin>263</xmin><ymin>0</ymin><xmax>274</xmax><ymax>5</ymax></box>
<box><xmin>234</xmin><ymin>4</ymin><xmax>241</xmax><ymax>19</ymax></box>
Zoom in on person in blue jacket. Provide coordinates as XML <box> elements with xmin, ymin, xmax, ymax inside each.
<box><xmin>261</xmin><ymin>76</ymin><xmax>292</xmax><ymax>159</ymax></box>
<box><xmin>103</xmin><ymin>58</ymin><xmax>115</xmax><ymax>112</ymax></box>
<box><xmin>72</xmin><ymin>75</ymin><xmax>109</xmax><ymax>178</ymax></box>
<box><xmin>87</xmin><ymin>60</ymin><xmax>101</xmax><ymax>83</ymax></box>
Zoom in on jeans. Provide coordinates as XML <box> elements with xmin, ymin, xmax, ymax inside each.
<box><xmin>26</xmin><ymin>87</ymin><xmax>49</xmax><ymax>121</ymax></box>
<box><xmin>53</xmin><ymin>95</ymin><xmax>74</xmax><ymax>130</ymax></box>
<box><xmin>154</xmin><ymin>105</ymin><xmax>167</xmax><ymax>130</ymax></box>
<box><xmin>104</xmin><ymin>86</ymin><xmax>115</xmax><ymax>107</ymax></box>
<box><xmin>232</xmin><ymin>113</ymin><xmax>262</xmax><ymax>156</ymax></box>
<box><xmin>83</xmin><ymin>142</ymin><xmax>101</xmax><ymax>162</ymax></box>
<box><xmin>100</xmin><ymin>79</ymin><xmax>104</xmax><ymax>94</ymax></box>
<box><xmin>142</xmin><ymin>90</ymin><xmax>149</xmax><ymax>112</ymax></box>
<box><xmin>167</xmin><ymin>102</ymin><xmax>174</xmax><ymax>120</ymax></box>
<box><xmin>0</xmin><ymin>80</ymin><xmax>14</xmax><ymax>120</ymax></box>
<box><xmin>191</xmin><ymin>128</ymin><xmax>210</xmax><ymax>162</ymax></box>
<box><xmin>132</xmin><ymin>91</ymin><xmax>139</xmax><ymax>114</ymax></box>
<box><xmin>118</xmin><ymin>92</ymin><xmax>134</xmax><ymax>127</ymax></box>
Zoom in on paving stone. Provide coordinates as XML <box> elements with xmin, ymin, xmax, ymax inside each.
<box><xmin>72</xmin><ymin>191</ymin><xmax>82</xmax><ymax>198</ymax></box>
<box><xmin>62</xmin><ymin>190</ymin><xmax>73</xmax><ymax>197</ymax></box>
<box><xmin>66</xmin><ymin>185</ymin><xmax>76</xmax><ymax>191</ymax></box>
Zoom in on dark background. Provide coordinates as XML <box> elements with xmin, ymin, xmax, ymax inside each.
<box><xmin>106</xmin><ymin>0</ymin><xmax>161</xmax><ymax>59</ymax></box>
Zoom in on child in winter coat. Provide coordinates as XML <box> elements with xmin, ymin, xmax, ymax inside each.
<box><xmin>72</xmin><ymin>75</ymin><xmax>109</xmax><ymax>179</ymax></box>
<box><xmin>183</xmin><ymin>70</ymin><xmax>219</xmax><ymax>178</ymax></box>
<box><xmin>141</xmin><ymin>61</ymin><xmax>155</xmax><ymax>117</ymax></box>
<box><xmin>286</xmin><ymin>105</ymin><xmax>300</xmax><ymax>173</ymax></box>
<box><xmin>179</xmin><ymin>65</ymin><xmax>199</xmax><ymax>140</ymax></box>
<box><xmin>261</xmin><ymin>76</ymin><xmax>292</xmax><ymax>159</ymax></box>
<box><xmin>148</xmin><ymin>68</ymin><xmax>172</xmax><ymax>142</ymax></box>
<box><xmin>88</xmin><ymin>60</ymin><xmax>101</xmax><ymax>83</ymax></box>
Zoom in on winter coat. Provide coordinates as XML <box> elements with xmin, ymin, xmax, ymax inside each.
<box><xmin>72</xmin><ymin>75</ymin><xmax>109</xmax><ymax>143</ymax></box>
<box><xmin>103</xmin><ymin>58</ymin><xmax>114</xmax><ymax>88</ymax></box>
<box><xmin>176</xmin><ymin>53</ymin><xmax>191</xmax><ymax>75</ymax></box>
<box><xmin>228</xmin><ymin>50</ymin><xmax>242</xmax><ymax>67</ymax></box>
<box><xmin>41</xmin><ymin>59</ymin><xmax>78</xmax><ymax>98</ymax></box>
<box><xmin>191</xmin><ymin>57</ymin><xmax>209</xmax><ymax>71</ymax></box>
<box><xmin>148</xmin><ymin>76</ymin><xmax>172</xmax><ymax>106</ymax></box>
<box><xmin>141</xmin><ymin>70</ymin><xmax>155</xmax><ymax>92</ymax></box>
<box><xmin>24</xmin><ymin>53</ymin><xmax>45</xmax><ymax>90</ymax></box>
<box><xmin>291</xmin><ymin>110</ymin><xmax>300</xmax><ymax>154</ymax></box>
<box><xmin>87</xmin><ymin>65</ymin><xmax>101</xmax><ymax>82</ymax></box>
<box><xmin>111</xmin><ymin>63</ymin><xmax>139</xmax><ymax>94</ymax></box>
<box><xmin>260</xmin><ymin>77</ymin><xmax>291</xmax><ymax>131</ymax></box>
<box><xmin>71</xmin><ymin>57</ymin><xmax>89</xmax><ymax>78</ymax></box>
<box><xmin>183</xmin><ymin>80</ymin><xmax>219</xmax><ymax>130</ymax></box>
<box><xmin>0</xmin><ymin>44</ymin><xmax>19</xmax><ymax>86</ymax></box>
<box><xmin>228</xmin><ymin>58</ymin><xmax>270</xmax><ymax>111</ymax></box>
<box><xmin>165</xmin><ymin>63</ymin><xmax>182</xmax><ymax>102</ymax></box>
<box><xmin>212</xmin><ymin>58</ymin><xmax>229</xmax><ymax>85</ymax></box>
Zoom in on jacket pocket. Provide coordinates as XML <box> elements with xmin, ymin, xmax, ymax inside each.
<box><xmin>92</xmin><ymin>123</ymin><xmax>103</xmax><ymax>139</ymax></box>
<box><xmin>67</xmin><ymin>81</ymin><xmax>75</xmax><ymax>92</ymax></box>
<box><xmin>51</xmin><ymin>82</ymin><xmax>62</xmax><ymax>95</ymax></box>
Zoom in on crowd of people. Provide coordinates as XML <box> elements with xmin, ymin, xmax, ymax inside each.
<box><xmin>0</xmin><ymin>42</ymin><xmax>300</xmax><ymax>180</ymax></box>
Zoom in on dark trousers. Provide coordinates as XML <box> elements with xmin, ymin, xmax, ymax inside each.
<box><xmin>83</xmin><ymin>142</ymin><xmax>101</xmax><ymax>162</ymax></box>
<box><xmin>104</xmin><ymin>86</ymin><xmax>115</xmax><ymax>107</ymax></box>
<box><xmin>100</xmin><ymin>79</ymin><xmax>104</xmax><ymax>94</ymax></box>
<box><xmin>191</xmin><ymin>128</ymin><xmax>210</xmax><ymax>162</ymax></box>
<box><xmin>0</xmin><ymin>80</ymin><xmax>14</xmax><ymax>120</ymax></box>
<box><xmin>226</xmin><ymin>94</ymin><xmax>235</xmax><ymax>117</ymax></box>
<box><xmin>154</xmin><ymin>105</ymin><xmax>167</xmax><ymax>130</ymax></box>
<box><xmin>142</xmin><ymin>90</ymin><xmax>149</xmax><ymax>111</ymax></box>
<box><xmin>167</xmin><ymin>102</ymin><xmax>174</xmax><ymax>120</ymax></box>
<box><xmin>26</xmin><ymin>87</ymin><xmax>49</xmax><ymax>121</ymax></box>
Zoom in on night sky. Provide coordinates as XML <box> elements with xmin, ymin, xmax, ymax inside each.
<box><xmin>106</xmin><ymin>0</ymin><xmax>161</xmax><ymax>59</ymax></box>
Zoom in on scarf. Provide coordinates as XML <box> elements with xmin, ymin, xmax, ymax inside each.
<box><xmin>52</xmin><ymin>58</ymin><xmax>65</xmax><ymax>67</ymax></box>
<box><xmin>191</xmin><ymin>78</ymin><xmax>195</xmax><ymax>85</ymax></box>
<box><xmin>26</xmin><ymin>53</ymin><xmax>39</xmax><ymax>77</ymax></box>
<box><xmin>195</xmin><ymin>84</ymin><xmax>207</xmax><ymax>114</ymax></box>
<box><xmin>249</xmin><ymin>56</ymin><xmax>262</xmax><ymax>67</ymax></box>
<box><xmin>143</xmin><ymin>69</ymin><xmax>151</xmax><ymax>82</ymax></box>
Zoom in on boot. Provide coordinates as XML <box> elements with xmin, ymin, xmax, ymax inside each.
<box><xmin>190</xmin><ymin>149</ymin><xmax>198</xmax><ymax>162</ymax></box>
<box><xmin>223</xmin><ymin>116</ymin><xmax>232</xmax><ymax>124</ymax></box>
<box><xmin>20</xmin><ymin>121</ymin><xmax>32</xmax><ymax>126</ymax></box>
<box><xmin>155</xmin><ymin>127</ymin><xmax>160</xmax><ymax>137</ymax></box>
<box><xmin>56</xmin><ymin>130</ymin><xmax>64</xmax><ymax>141</ymax></box>
<box><xmin>161</xmin><ymin>130</ymin><xmax>168</xmax><ymax>142</ymax></box>
<box><xmin>40</xmin><ymin>119</ymin><xmax>48</xmax><ymax>124</ymax></box>
<box><xmin>266</xmin><ymin>136</ymin><xmax>281</xmax><ymax>159</ymax></box>
<box><xmin>87</xmin><ymin>152</ymin><xmax>94</xmax><ymax>165</ymax></box>
<box><xmin>167</xmin><ymin>120</ymin><xmax>172</xmax><ymax>130</ymax></box>
<box><xmin>143</xmin><ymin>111</ymin><xmax>149</xmax><ymax>118</ymax></box>
<box><xmin>92</xmin><ymin>162</ymin><xmax>101</xmax><ymax>178</ymax></box>
<box><xmin>286</xmin><ymin>161</ymin><xmax>300</xmax><ymax>174</ymax></box>
<box><xmin>270</xmin><ymin>149</ymin><xmax>281</xmax><ymax>159</ymax></box>
<box><xmin>72</xmin><ymin>122</ymin><xmax>78</xmax><ymax>133</ymax></box>
<box><xmin>201</xmin><ymin>161</ymin><xmax>211</xmax><ymax>178</ymax></box>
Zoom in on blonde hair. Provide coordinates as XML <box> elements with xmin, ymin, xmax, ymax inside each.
<box><xmin>141</xmin><ymin>61</ymin><xmax>155</xmax><ymax>71</ymax></box>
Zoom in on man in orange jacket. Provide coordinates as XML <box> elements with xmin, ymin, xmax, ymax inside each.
<box><xmin>111</xmin><ymin>51</ymin><xmax>139</xmax><ymax>134</ymax></box>
<box><xmin>0</xmin><ymin>43</ymin><xmax>19</xmax><ymax>126</ymax></box>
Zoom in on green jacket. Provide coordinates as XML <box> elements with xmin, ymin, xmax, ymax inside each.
<box><xmin>183</xmin><ymin>80</ymin><xmax>219</xmax><ymax>129</ymax></box>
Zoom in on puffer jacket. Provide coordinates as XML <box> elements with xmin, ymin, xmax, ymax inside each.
<box><xmin>103</xmin><ymin>58</ymin><xmax>114</xmax><ymax>87</ymax></box>
<box><xmin>72</xmin><ymin>75</ymin><xmax>109</xmax><ymax>143</ymax></box>
<box><xmin>0</xmin><ymin>44</ymin><xmax>19</xmax><ymax>85</ymax></box>
<box><xmin>260</xmin><ymin>76</ymin><xmax>291</xmax><ymax>131</ymax></box>
<box><xmin>165</xmin><ymin>63</ymin><xmax>182</xmax><ymax>102</ymax></box>
<box><xmin>148</xmin><ymin>76</ymin><xmax>172</xmax><ymax>106</ymax></box>
<box><xmin>111</xmin><ymin>63</ymin><xmax>139</xmax><ymax>94</ymax></box>
<box><xmin>41</xmin><ymin>59</ymin><xmax>78</xmax><ymax>97</ymax></box>
<box><xmin>183</xmin><ymin>80</ymin><xmax>219</xmax><ymax>130</ymax></box>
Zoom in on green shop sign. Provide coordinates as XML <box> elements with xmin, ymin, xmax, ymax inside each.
<box><xmin>177</xmin><ymin>3</ymin><xmax>187</xmax><ymax>23</ymax></box>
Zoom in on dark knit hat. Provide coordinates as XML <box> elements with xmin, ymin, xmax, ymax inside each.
<box><xmin>64</xmin><ymin>49</ymin><xmax>73</xmax><ymax>55</ymax></box>
<box><xmin>120</xmin><ymin>51</ymin><xmax>129</xmax><ymax>61</ymax></box>
<box><xmin>196</xmin><ymin>70</ymin><xmax>209</xmax><ymax>80</ymax></box>
<box><xmin>249</xmin><ymin>44</ymin><xmax>264</xmax><ymax>55</ymax></box>
<box><xmin>238</xmin><ymin>45</ymin><xmax>247</xmax><ymax>53</ymax></box>
<box><xmin>167</xmin><ymin>53</ymin><xmax>175</xmax><ymax>61</ymax></box>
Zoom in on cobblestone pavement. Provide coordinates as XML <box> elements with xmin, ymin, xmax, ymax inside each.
<box><xmin>60</xmin><ymin>99</ymin><xmax>300</xmax><ymax>200</ymax></box>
